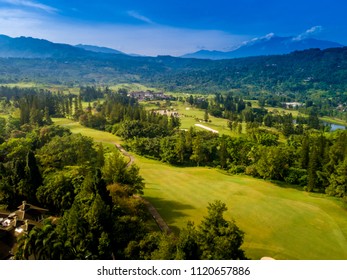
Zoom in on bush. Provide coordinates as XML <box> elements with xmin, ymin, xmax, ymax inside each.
<box><xmin>229</xmin><ymin>165</ymin><xmax>246</xmax><ymax>174</ymax></box>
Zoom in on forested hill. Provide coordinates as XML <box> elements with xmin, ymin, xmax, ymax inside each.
<box><xmin>156</xmin><ymin>47</ymin><xmax>347</xmax><ymax>93</ymax></box>
<box><xmin>0</xmin><ymin>43</ymin><xmax>346</xmax><ymax>94</ymax></box>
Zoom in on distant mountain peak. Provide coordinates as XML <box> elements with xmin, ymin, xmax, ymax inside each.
<box><xmin>182</xmin><ymin>35</ymin><xmax>344</xmax><ymax>60</ymax></box>
<box><xmin>0</xmin><ymin>34</ymin><xmax>131</xmax><ymax>59</ymax></box>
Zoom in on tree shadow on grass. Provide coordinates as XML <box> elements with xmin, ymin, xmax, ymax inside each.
<box><xmin>143</xmin><ymin>196</ymin><xmax>195</xmax><ymax>233</ymax></box>
<box><xmin>270</xmin><ymin>180</ymin><xmax>305</xmax><ymax>191</ymax></box>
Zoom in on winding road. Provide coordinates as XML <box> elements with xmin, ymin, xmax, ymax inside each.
<box><xmin>114</xmin><ymin>142</ymin><xmax>172</xmax><ymax>234</ymax></box>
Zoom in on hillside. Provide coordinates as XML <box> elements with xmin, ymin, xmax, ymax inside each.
<box><xmin>0</xmin><ymin>35</ymin><xmax>347</xmax><ymax>95</ymax></box>
<box><xmin>75</xmin><ymin>44</ymin><xmax>125</xmax><ymax>55</ymax></box>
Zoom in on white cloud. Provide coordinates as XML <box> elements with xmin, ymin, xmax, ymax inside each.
<box><xmin>0</xmin><ymin>0</ymin><xmax>57</xmax><ymax>13</ymax></box>
<box><xmin>127</xmin><ymin>10</ymin><xmax>154</xmax><ymax>24</ymax></box>
<box><xmin>293</xmin><ymin>26</ymin><xmax>323</xmax><ymax>41</ymax></box>
<box><xmin>0</xmin><ymin>8</ymin><xmax>44</xmax><ymax>34</ymax></box>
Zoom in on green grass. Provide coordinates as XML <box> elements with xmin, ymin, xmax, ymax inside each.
<box><xmin>109</xmin><ymin>83</ymin><xmax>159</xmax><ymax>92</ymax></box>
<box><xmin>265</xmin><ymin>106</ymin><xmax>347</xmax><ymax>127</ymax></box>
<box><xmin>320</xmin><ymin>116</ymin><xmax>347</xmax><ymax>126</ymax></box>
<box><xmin>54</xmin><ymin>118</ymin><xmax>347</xmax><ymax>260</ymax></box>
<box><xmin>0</xmin><ymin>82</ymin><xmax>80</xmax><ymax>94</ymax></box>
<box><xmin>52</xmin><ymin>118</ymin><xmax>124</xmax><ymax>150</ymax></box>
<box><xmin>143</xmin><ymin>100</ymin><xmax>240</xmax><ymax>136</ymax></box>
<box><xmin>0</xmin><ymin>82</ymin><xmax>44</xmax><ymax>88</ymax></box>
<box><xmin>136</xmin><ymin>157</ymin><xmax>347</xmax><ymax>260</ymax></box>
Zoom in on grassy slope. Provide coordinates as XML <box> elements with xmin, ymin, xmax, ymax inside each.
<box><xmin>136</xmin><ymin>157</ymin><xmax>347</xmax><ymax>260</ymax></box>
<box><xmin>53</xmin><ymin>118</ymin><xmax>347</xmax><ymax>260</ymax></box>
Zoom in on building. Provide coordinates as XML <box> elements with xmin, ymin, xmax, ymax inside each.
<box><xmin>128</xmin><ymin>91</ymin><xmax>171</xmax><ymax>101</ymax></box>
<box><xmin>0</xmin><ymin>201</ymin><xmax>49</xmax><ymax>259</ymax></box>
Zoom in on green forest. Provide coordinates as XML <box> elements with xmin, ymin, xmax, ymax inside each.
<box><xmin>0</xmin><ymin>86</ymin><xmax>247</xmax><ymax>260</ymax></box>
<box><xmin>1</xmin><ymin>84</ymin><xmax>347</xmax><ymax>259</ymax></box>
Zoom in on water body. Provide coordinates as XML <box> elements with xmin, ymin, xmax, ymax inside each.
<box><xmin>323</xmin><ymin>122</ymin><xmax>346</xmax><ymax>131</ymax></box>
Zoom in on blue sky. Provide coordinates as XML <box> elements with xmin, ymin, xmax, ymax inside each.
<box><xmin>0</xmin><ymin>0</ymin><xmax>346</xmax><ymax>56</ymax></box>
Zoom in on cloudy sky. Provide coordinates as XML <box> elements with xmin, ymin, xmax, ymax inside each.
<box><xmin>0</xmin><ymin>0</ymin><xmax>346</xmax><ymax>56</ymax></box>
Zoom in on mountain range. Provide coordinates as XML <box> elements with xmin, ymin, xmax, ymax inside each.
<box><xmin>182</xmin><ymin>34</ymin><xmax>344</xmax><ymax>60</ymax></box>
<box><xmin>0</xmin><ymin>34</ymin><xmax>131</xmax><ymax>59</ymax></box>
<box><xmin>0</xmin><ymin>34</ymin><xmax>346</xmax><ymax>94</ymax></box>
<box><xmin>75</xmin><ymin>44</ymin><xmax>125</xmax><ymax>55</ymax></box>
<box><xmin>0</xmin><ymin>34</ymin><xmax>344</xmax><ymax>61</ymax></box>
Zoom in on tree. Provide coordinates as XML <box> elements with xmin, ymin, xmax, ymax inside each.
<box><xmin>37</xmin><ymin>134</ymin><xmax>97</xmax><ymax>171</ymax></box>
<box><xmin>176</xmin><ymin>222</ymin><xmax>200</xmax><ymax>259</ymax></box>
<box><xmin>24</xmin><ymin>150</ymin><xmax>42</xmax><ymax>202</ymax></box>
<box><xmin>204</xmin><ymin>109</ymin><xmax>209</xmax><ymax>122</ymax></box>
<box><xmin>190</xmin><ymin>134</ymin><xmax>206</xmax><ymax>166</ymax></box>
<box><xmin>326</xmin><ymin>159</ymin><xmax>347</xmax><ymax>197</ymax></box>
<box><xmin>197</xmin><ymin>201</ymin><xmax>246</xmax><ymax>260</ymax></box>
<box><xmin>255</xmin><ymin>146</ymin><xmax>292</xmax><ymax>180</ymax></box>
<box><xmin>218</xmin><ymin>136</ymin><xmax>228</xmax><ymax>169</ymax></box>
<box><xmin>102</xmin><ymin>151</ymin><xmax>144</xmax><ymax>195</ymax></box>
<box><xmin>308</xmin><ymin>108</ymin><xmax>320</xmax><ymax>130</ymax></box>
<box><xmin>307</xmin><ymin>145</ymin><xmax>319</xmax><ymax>192</ymax></box>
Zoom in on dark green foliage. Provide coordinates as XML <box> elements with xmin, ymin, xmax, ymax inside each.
<box><xmin>102</xmin><ymin>150</ymin><xmax>144</xmax><ymax>195</ymax></box>
<box><xmin>125</xmin><ymin>201</ymin><xmax>246</xmax><ymax>260</ymax></box>
<box><xmin>36</xmin><ymin>167</ymin><xmax>84</xmax><ymax>214</ymax></box>
<box><xmin>79</xmin><ymin>86</ymin><xmax>104</xmax><ymax>102</ymax></box>
<box><xmin>36</xmin><ymin>134</ymin><xmax>97</xmax><ymax>171</ymax></box>
<box><xmin>2</xmin><ymin>47</ymin><xmax>347</xmax><ymax>94</ymax></box>
<box><xmin>197</xmin><ymin>201</ymin><xmax>245</xmax><ymax>260</ymax></box>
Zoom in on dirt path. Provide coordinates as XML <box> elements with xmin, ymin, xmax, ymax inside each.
<box><xmin>195</xmin><ymin>123</ymin><xmax>219</xmax><ymax>133</ymax></box>
<box><xmin>134</xmin><ymin>195</ymin><xmax>172</xmax><ymax>234</ymax></box>
<box><xmin>115</xmin><ymin>143</ymin><xmax>172</xmax><ymax>234</ymax></box>
<box><xmin>114</xmin><ymin>143</ymin><xmax>135</xmax><ymax>167</ymax></box>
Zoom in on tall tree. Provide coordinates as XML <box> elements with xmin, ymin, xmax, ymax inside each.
<box><xmin>197</xmin><ymin>201</ymin><xmax>246</xmax><ymax>260</ymax></box>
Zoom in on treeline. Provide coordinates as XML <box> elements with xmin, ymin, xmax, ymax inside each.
<box><xmin>78</xmin><ymin>91</ymin><xmax>181</xmax><ymax>137</ymax></box>
<box><xmin>153</xmin><ymin>47</ymin><xmax>347</xmax><ymax>94</ymax></box>
<box><xmin>186</xmin><ymin>92</ymin><xmax>326</xmax><ymax>136</ymax></box>
<box><xmin>126</xmin><ymin>126</ymin><xmax>347</xmax><ymax>199</ymax></box>
<box><xmin>2</xmin><ymin>47</ymin><xmax>347</xmax><ymax>94</ymax></box>
<box><xmin>0</xmin><ymin>86</ymin><xmax>84</xmax><ymax>123</ymax></box>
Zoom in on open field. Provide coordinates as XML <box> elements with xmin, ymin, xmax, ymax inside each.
<box><xmin>0</xmin><ymin>82</ymin><xmax>44</xmax><ymax>88</ymax></box>
<box><xmin>144</xmin><ymin>100</ymin><xmax>242</xmax><ymax>136</ymax></box>
<box><xmin>0</xmin><ymin>82</ymin><xmax>80</xmax><ymax>94</ymax></box>
<box><xmin>54</xmin><ymin>118</ymin><xmax>347</xmax><ymax>260</ymax></box>
<box><xmin>109</xmin><ymin>83</ymin><xmax>159</xmax><ymax>92</ymax></box>
<box><xmin>52</xmin><ymin>118</ymin><xmax>124</xmax><ymax>149</ymax></box>
<box><xmin>136</xmin><ymin>157</ymin><xmax>347</xmax><ymax>260</ymax></box>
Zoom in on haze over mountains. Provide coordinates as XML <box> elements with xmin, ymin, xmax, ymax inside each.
<box><xmin>0</xmin><ymin>34</ymin><xmax>344</xmax><ymax>61</ymax></box>
<box><xmin>182</xmin><ymin>34</ymin><xmax>344</xmax><ymax>60</ymax></box>
<box><xmin>0</xmin><ymin>33</ymin><xmax>346</xmax><ymax>94</ymax></box>
<box><xmin>75</xmin><ymin>44</ymin><xmax>125</xmax><ymax>55</ymax></box>
<box><xmin>0</xmin><ymin>34</ymin><xmax>140</xmax><ymax>60</ymax></box>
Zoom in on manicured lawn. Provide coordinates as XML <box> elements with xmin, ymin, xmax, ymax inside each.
<box><xmin>109</xmin><ymin>83</ymin><xmax>159</xmax><ymax>92</ymax></box>
<box><xmin>142</xmin><ymin>100</ymin><xmax>241</xmax><ymax>136</ymax></box>
<box><xmin>136</xmin><ymin>157</ymin><xmax>347</xmax><ymax>260</ymax></box>
<box><xmin>52</xmin><ymin>118</ymin><xmax>123</xmax><ymax>151</ymax></box>
<box><xmin>54</xmin><ymin>118</ymin><xmax>347</xmax><ymax>260</ymax></box>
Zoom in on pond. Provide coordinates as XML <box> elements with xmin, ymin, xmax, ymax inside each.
<box><xmin>323</xmin><ymin>122</ymin><xmax>346</xmax><ymax>131</ymax></box>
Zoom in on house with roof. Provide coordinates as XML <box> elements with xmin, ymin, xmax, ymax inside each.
<box><xmin>0</xmin><ymin>201</ymin><xmax>49</xmax><ymax>259</ymax></box>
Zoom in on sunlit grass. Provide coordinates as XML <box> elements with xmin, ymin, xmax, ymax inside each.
<box><xmin>55</xmin><ymin>118</ymin><xmax>347</xmax><ymax>260</ymax></box>
<box><xmin>136</xmin><ymin>156</ymin><xmax>347</xmax><ymax>260</ymax></box>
